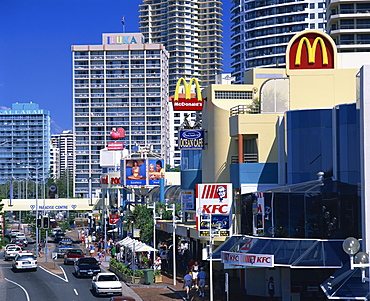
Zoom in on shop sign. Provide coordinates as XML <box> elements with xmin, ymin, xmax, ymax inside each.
<box><xmin>221</xmin><ymin>251</ymin><xmax>274</xmax><ymax>267</ymax></box>
<box><xmin>172</xmin><ymin>78</ymin><xmax>204</xmax><ymax>111</ymax></box>
<box><xmin>179</xmin><ymin>129</ymin><xmax>204</xmax><ymax>150</ymax></box>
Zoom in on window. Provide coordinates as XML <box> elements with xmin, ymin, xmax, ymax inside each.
<box><xmin>215</xmin><ymin>91</ymin><xmax>253</xmax><ymax>100</ymax></box>
<box><xmin>310</xmin><ymin>13</ymin><xmax>315</xmax><ymax>19</ymax></box>
<box><xmin>310</xmin><ymin>3</ymin><xmax>315</xmax><ymax>9</ymax></box>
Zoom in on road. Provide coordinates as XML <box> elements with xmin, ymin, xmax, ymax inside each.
<box><xmin>0</xmin><ymin>242</ymin><xmax>118</xmax><ymax>301</ymax></box>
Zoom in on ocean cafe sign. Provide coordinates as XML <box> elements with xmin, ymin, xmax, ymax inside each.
<box><xmin>172</xmin><ymin>78</ymin><xmax>204</xmax><ymax>111</ymax></box>
<box><xmin>179</xmin><ymin>129</ymin><xmax>204</xmax><ymax>150</ymax></box>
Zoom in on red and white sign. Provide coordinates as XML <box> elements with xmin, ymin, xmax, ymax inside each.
<box><xmin>221</xmin><ymin>251</ymin><xmax>274</xmax><ymax>267</ymax></box>
<box><xmin>107</xmin><ymin>142</ymin><xmax>124</xmax><ymax>151</ymax></box>
<box><xmin>109</xmin><ymin>214</ymin><xmax>120</xmax><ymax>225</ymax></box>
<box><xmin>196</xmin><ymin>183</ymin><xmax>232</xmax><ymax>237</ymax></box>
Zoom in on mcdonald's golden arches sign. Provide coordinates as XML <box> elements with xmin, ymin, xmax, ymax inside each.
<box><xmin>286</xmin><ymin>30</ymin><xmax>337</xmax><ymax>70</ymax></box>
<box><xmin>171</xmin><ymin>77</ymin><xmax>204</xmax><ymax>111</ymax></box>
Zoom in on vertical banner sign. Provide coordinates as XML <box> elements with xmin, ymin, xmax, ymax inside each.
<box><xmin>181</xmin><ymin>190</ymin><xmax>195</xmax><ymax>210</ymax></box>
<box><xmin>196</xmin><ymin>183</ymin><xmax>232</xmax><ymax>237</ymax></box>
<box><xmin>254</xmin><ymin>192</ymin><xmax>265</xmax><ymax>236</ymax></box>
<box><xmin>148</xmin><ymin>158</ymin><xmax>165</xmax><ymax>186</ymax></box>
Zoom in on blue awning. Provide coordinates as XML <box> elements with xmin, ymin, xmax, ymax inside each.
<box><xmin>213</xmin><ymin>235</ymin><xmax>348</xmax><ymax>268</ymax></box>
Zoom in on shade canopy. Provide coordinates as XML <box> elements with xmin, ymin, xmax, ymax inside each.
<box><xmin>117</xmin><ymin>236</ymin><xmax>157</xmax><ymax>252</ymax></box>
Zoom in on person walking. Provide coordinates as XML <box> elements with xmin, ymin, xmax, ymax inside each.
<box><xmin>192</xmin><ymin>261</ymin><xmax>200</xmax><ymax>289</ymax></box>
<box><xmin>268</xmin><ymin>277</ymin><xmax>275</xmax><ymax>301</ymax></box>
<box><xmin>183</xmin><ymin>270</ymin><xmax>193</xmax><ymax>300</ymax></box>
<box><xmin>197</xmin><ymin>267</ymin><xmax>207</xmax><ymax>297</ymax></box>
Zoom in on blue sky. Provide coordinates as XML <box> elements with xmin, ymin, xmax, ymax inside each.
<box><xmin>0</xmin><ymin>0</ymin><xmax>231</xmax><ymax>134</ymax></box>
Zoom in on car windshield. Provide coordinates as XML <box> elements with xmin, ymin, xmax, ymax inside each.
<box><xmin>98</xmin><ymin>275</ymin><xmax>118</xmax><ymax>281</ymax></box>
<box><xmin>79</xmin><ymin>259</ymin><xmax>97</xmax><ymax>265</ymax></box>
<box><xmin>69</xmin><ymin>250</ymin><xmax>83</xmax><ymax>255</ymax></box>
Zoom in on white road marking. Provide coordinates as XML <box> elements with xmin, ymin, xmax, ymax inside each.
<box><xmin>5</xmin><ymin>278</ymin><xmax>31</xmax><ymax>301</ymax></box>
<box><xmin>74</xmin><ymin>288</ymin><xmax>78</xmax><ymax>295</ymax></box>
<box><xmin>39</xmin><ymin>265</ymin><xmax>69</xmax><ymax>282</ymax></box>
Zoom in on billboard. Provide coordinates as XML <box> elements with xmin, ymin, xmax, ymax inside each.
<box><xmin>120</xmin><ymin>158</ymin><xmax>165</xmax><ymax>186</ymax></box>
<box><xmin>171</xmin><ymin>78</ymin><xmax>204</xmax><ymax>111</ymax></box>
<box><xmin>196</xmin><ymin>183</ymin><xmax>233</xmax><ymax>237</ymax></box>
<box><xmin>179</xmin><ymin>129</ymin><xmax>204</xmax><ymax>150</ymax></box>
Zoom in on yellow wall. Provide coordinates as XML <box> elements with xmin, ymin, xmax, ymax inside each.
<box><xmin>288</xmin><ymin>69</ymin><xmax>358</xmax><ymax>110</ymax></box>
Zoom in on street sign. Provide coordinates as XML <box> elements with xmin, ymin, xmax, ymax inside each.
<box><xmin>52</xmin><ymin>252</ymin><xmax>58</xmax><ymax>260</ymax></box>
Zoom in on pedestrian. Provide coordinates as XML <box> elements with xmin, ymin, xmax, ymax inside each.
<box><xmin>192</xmin><ymin>261</ymin><xmax>200</xmax><ymax>289</ymax></box>
<box><xmin>197</xmin><ymin>267</ymin><xmax>207</xmax><ymax>297</ymax></box>
<box><xmin>268</xmin><ymin>277</ymin><xmax>275</xmax><ymax>301</ymax></box>
<box><xmin>154</xmin><ymin>255</ymin><xmax>162</xmax><ymax>270</ymax></box>
<box><xmin>183</xmin><ymin>270</ymin><xmax>193</xmax><ymax>300</ymax></box>
<box><xmin>90</xmin><ymin>244</ymin><xmax>95</xmax><ymax>256</ymax></box>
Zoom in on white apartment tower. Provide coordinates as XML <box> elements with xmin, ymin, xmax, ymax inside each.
<box><xmin>326</xmin><ymin>0</ymin><xmax>370</xmax><ymax>52</ymax></box>
<box><xmin>72</xmin><ymin>33</ymin><xmax>170</xmax><ymax>197</ymax></box>
<box><xmin>50</xmin><ymin>130</ymin><xmax>75</xmax><ymax>179</ymax></box>
<box><xmin>230</xmin><ymin>0</ymin><xmax>326</xmax><ymax>84</ymax></box>
<box><xmin>139</xmin><ymin>0</ymin><xmax>223</xmax><ymax>165</ymax></box>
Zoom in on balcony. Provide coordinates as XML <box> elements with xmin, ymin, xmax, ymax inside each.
<box><xmin>230</xmin><ymin>104</ymin><xmax>260</xmax><ymax>116</ymax></box>
<box><xmin>231</xmin><ymin>153</ymin><xmax>258</xmax><ymax>164</ymax></box>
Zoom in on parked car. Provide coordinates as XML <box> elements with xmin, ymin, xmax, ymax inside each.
<box><xmin>91</xmin><ymin>272</ymin><xmax>122</xmax><ymax>296</ymax></box>
<box><xmin>12</xmin><ymin>251</ymin><xmax>37</xmax><ymax>272</ymax></box>
<box><xmin>74</xmin><ymin>257</ymin><xmax>101</xmax><ymax>278</ymax></box>
<box><xmin>4</xmin><ymin>245</ymin><xmax>22</xmax><ymax>261</ymax></box>
<box><xmin>64</xmin><ymin>249</ymin><xmax>85</xmax><ymax>265</ymax></box>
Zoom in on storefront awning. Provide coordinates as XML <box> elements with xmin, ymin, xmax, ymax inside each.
<box><xmin>213</xmin><ymin>235</ymin><xmax>348</xmax><ymax>268</ymax></box>
<box><xmin>117</xmin><ymin>237</ymin><xmax>157</xmax><ymax>252</ymax></box>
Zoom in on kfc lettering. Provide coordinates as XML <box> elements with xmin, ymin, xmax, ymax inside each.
<box><xmin>202</xmin><ymin>204</ymin><xmax>229</xmax><ymax>214</ymax></box>
<box><xmin>221</xmin><ymin>251</ymin><xmax>274</xmax><ymax>267</ymax></box>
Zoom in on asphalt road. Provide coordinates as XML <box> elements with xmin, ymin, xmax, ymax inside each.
<box><xmin>0</xmin><ymin>245</ymin><xmax>117</xmax><ymax>301</ymax></box>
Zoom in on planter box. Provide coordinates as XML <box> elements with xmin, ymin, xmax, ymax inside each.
<box><xmin>109</xmin><ymin>263</ymin><xmax>144</xmax><ymax>284</ymax></box>
<box><xmin>154</xmin><ymin>275</ymin><xmax>163</xmax><ymax>283</ymax></box>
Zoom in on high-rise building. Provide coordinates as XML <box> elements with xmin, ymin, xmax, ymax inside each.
<box><xmin>326</xmin><ymin>0</ymin><xmax>370</xmax><ymax>52</ymax></box>
<box><xmin>72</xmin><ymin>33</ymin><xmax>170</xmax><ymax>197</ymax></box>
<box><xmin>50</xmin><ymin>130</ymin><xmax>75</xmax><ymax>180</ymax></box>
<box><xmin>0</xmin><ymin>102</ymin><xmax>50</xmax><ymax>189</ymax></box>
<box><xmin>139</xmin><ymin>0</ymin><xmax>223</xmax><ymax>165</ymax></box>
<box><xmin>230</xmin><ymin>0</ymin><xmax>326</xmax><ymax>83</ymax></box>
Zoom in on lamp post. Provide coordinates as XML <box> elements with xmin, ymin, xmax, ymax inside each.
<box><xmin>165</xmin><ymin>201</ymin><xmax>182</xmax><ymax>286</ymax></box>
<box><xmin>343</xmin><ymin>237</ymin><xmax>370</xmax><ymax>283</ymax></box>
<box><xmin>147</xmin><ymin>202</ymin><xmax>163</xmax><ymax>249</ymax></box>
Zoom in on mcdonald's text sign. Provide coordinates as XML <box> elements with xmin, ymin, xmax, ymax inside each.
<box><xmin>289</xmin><ymin>32</ymin><xmax>334</xmax><ymax>69</ymax></box>
<box><xmin>172</xmin><ymin>78</ymin><xmax>204</xmax><ymax>111</ymax></box>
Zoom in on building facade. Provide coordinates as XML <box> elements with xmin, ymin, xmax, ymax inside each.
<box><xmin>72</xmin><ymin>33</ymin><xmax>170</xmax><ymax>197</ymax></box>
<box><xmin>230</xmin><ymin>0</ymin><xmax>326</xmax><ymax>83</ymax></box>
<box><xmin>0</xmin><ymin>102</ymin><xmax>50</xmax><ymax>192</ymax></box>
<box><xmin>139</xmin><ymin>0</ymin><xmax>223</xmax><ymax>165</ymax></box>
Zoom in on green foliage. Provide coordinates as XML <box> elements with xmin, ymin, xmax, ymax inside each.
<box><xmin>154</xmin><ymin>269</ymin><xmax>161</xmax><ymax>276</ymax></box>
<box><xmin>165</xmin><ymin>164</ymin><xmax>180</xmax><ymax>172</ymax></box>
<box><xmin>133</xmin><ymin>269</ymin><xmax>144</xmax><ymax>278</ymax></box>
<box><xmin>124</xmin><ymin>205</ymin><xmax>153</xmax><ymax>244</ymax></box>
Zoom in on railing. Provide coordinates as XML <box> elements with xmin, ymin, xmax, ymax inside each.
<box><xmin>231</xmin><ymin>153</ymin><xmax>258</xmax><ymax>164</ymax></box>
<box><xmin>230</xmin><ymin>105</ymin><xmax>260</xmax><ymax>116</ymax></box>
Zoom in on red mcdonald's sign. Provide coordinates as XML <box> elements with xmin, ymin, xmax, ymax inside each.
<box><xmin>287</xmin><ymin>30</ymin><xmax>335</xmax><ymax>70</ymax></box>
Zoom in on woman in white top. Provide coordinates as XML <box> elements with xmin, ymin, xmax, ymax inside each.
<box><xmin>192</xmin><ymin>261</ymin><xmax>199</xmax><ymax>289</ymax></box>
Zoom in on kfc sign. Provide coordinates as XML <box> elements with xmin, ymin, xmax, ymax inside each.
<box><xmin>196</xmin><ymin>183</ymin><xmax>232</xmax><ymax>237</ymax></box>
<box><xmin>221</xmin><ymin>251</ymin><xmax>274</xmax><ymax>267</ymax></box>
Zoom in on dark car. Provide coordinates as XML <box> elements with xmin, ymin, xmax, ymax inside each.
<box><xmin>54</xmin><ymin>230</ymin><xmax>65</xmax><ymax>242</ymax></box>
<box><xmin>10</xmin><ymin>239</ymin><xmax>25</xmax><ymax>248</ymax></box>
<box><xmin>74</xmin><ymin>257</ymin><xmax>101</xmax><ymax>278</ymax></box>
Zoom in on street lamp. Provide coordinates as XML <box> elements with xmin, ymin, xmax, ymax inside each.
<box><xmin>165</xmin><ymin>201</ymin><xmax>183</xmax><ymax>286</ymax></box>
<box><xmin>343</xmin><ymin>237</ymin><xmax>370</xmax><ymax>283</ymax></box>
<box><xmin>147</xmin><ymin>202</ymin><xmax>163</xmax><ymax>250</ymax></box>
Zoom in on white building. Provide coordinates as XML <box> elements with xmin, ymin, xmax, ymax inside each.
<box><xmin>230</xmin><ymin>0</ymin><xmax>326</xmax><ymax>83</ymax></box>
<box><xmin>139</xmin><ymin>0</ymin><xmax>223</xmax><ymax>165</ymax></box>
<box><xmin>72</xmin><ymin>33</ymin><xmax>170</xmax><ymax>197</ymax></box>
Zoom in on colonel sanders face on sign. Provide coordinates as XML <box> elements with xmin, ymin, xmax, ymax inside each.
<box><xmin>217</xmin><ymin>186</ymin><xmax>227</xmax><ymax>202</ymax></box>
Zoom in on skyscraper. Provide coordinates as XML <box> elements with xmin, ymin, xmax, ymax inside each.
<box><xmin>0</xmin><ymin>102</ymin><xmax>50</xmax><ymax>191</ymax></box>
<box><xmin>326</xmin><ymin>0</ymin><xmax>370</xmax><ymax>52</ymax></box>
<box><xmin>139</xmin><ymin>0</ymin><xmax>223</xmax><ymax>165</ymax></box>
<box><xmin>72</xmin><ymin>33</ymin><xmax>169</xmax><ymax>197</ymax></box>
<box><xmin>230</xmin><ymin>0</ymin><xmax>326</xmax><ymax>83</ymax></box>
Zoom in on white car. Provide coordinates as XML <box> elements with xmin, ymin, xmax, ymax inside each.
<box><xmin>12</xmin><ymin>251</ymin><xmax>37</xmax><ymax>271</ymax></box>
<box><xmin>15</xmin><ymin>233</ymin><xmax>28</xmax><ymax>246</ymax></box>
<box><xmin>4</xmin><ymin>245</ymin><xmax>22</xmax><ymax>261</ymax></box>
<box><xmin>91</xmin><ymin>273</ymin><xmax>122</xmax><ymax>296</ymax></box>
<box><xmin>10</xmin><ymin>229</ymin><xmax>20</xmax><ymax>238</ymax></box>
